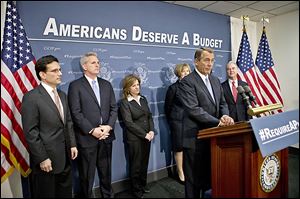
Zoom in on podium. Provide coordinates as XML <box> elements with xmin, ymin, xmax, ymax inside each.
<box><xmin>197</xmin><ymin>122</ymin><xmax>288</xmax><ymax>198</ymax></box>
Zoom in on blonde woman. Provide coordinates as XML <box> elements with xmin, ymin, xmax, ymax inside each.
<box><xmin>164</xmin><ymin>63</ymin><xmax>191</xmax><ymax>183</ymax></box>
<box><xmin>119</xmin><ymin>74</ymin><xmax>155</xmax><ymax>198</ymax></box>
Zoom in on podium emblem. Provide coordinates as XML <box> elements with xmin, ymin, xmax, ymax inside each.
<box><xmin>259</xmin><ymin>154</ymin><xmax>281</xmax><ymax>192</ymax></box>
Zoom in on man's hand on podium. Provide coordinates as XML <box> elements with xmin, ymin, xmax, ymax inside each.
<box><xmin>218</xmin><ymin>115</ymin><xmax>234</xmax><ymax>127</ymax></box>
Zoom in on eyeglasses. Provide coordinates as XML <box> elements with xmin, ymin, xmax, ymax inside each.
<box><xmin>46</xmin><ymin>68</ymin><xmax>62</xmax><ymax>73</ymax></box>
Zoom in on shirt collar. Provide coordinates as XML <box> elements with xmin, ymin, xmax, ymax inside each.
<box><xmin>84</xmin><ymin>75</ymin><xmax>97</xmax><ymax>85</ymax></box>
<box><xmin>41</xmin><ymin>82</ymin><xmax>56</xmax><ymax>94</ymax></box>
<box><xmin>228</xmin><ymin>79</ymin><xmax>238</xmax><ymax>86</ymax></box>
<box><xmin>195</xmin><ymin>68</ymin><xmax>209</xmax><ymax>82</ymax></box>
<box><xmin>127</xmin><ymin>95</ymin><xmax>142</xmax><ymax>102</ymax></box>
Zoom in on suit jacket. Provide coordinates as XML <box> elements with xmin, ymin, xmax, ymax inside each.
<box><xmin>119</xmin><ymin>96</ymin><xmax>154</xmax><ymax>142</ymax></box>
<box><xmin>68</xmin><ymin>76</ymin><xmax>117</xmax><ymax>148</ymax></box>
<box><xmin>164</xmin><ymin>80</ymin><xmax>185</xmax><ymax>150</ymax></box>
<box><xmin>177</xmin><ymin>70</ymin><xmax>229</xmax><ymax>149</ymax></box>
<box><xmin>21</xmin><ymin>84</ymin><xmax>77</xmax><ymax>174</ymax></box>
<box><xmin>221</xmin><ymin>80</ymin><xmax>252</xmax><ymax>122</ymax></box>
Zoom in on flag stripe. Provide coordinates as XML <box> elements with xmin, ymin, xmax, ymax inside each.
<box><xmin>1</xmin><ymin>99</ymin><xmax>27</xmax><ymax>147</ymax></box>
<box><xmin>1</xmin><ymin>125</ymin><xmax>30</xmax><ymax>176</ymax></box>
<box><xmin>1</xmin><ymin>72</ymin><xmax>22</xmax><ymax>112</ymax></box>
<box><xmin>269</xmin><ymin>67</ymin><xmax>281</xmax><ymax>90</ymax></box>
<box><xmin>22</xmin><ymin>63</ymin><xmax>38</xmax><ymax>88</ymax></box>
<box><xmin>13</xmin><ymin>71</ymin><xmax>28</xmax><ymax>95</ymax></box>
<box><xmin>1</xmin><ymin>1</ymin><xmax>37</xmax><ymax>182</ymax></box>
<box><xmin>1</xmin><ymin>111</ymin><xmax>29</xmax><ymax>165</ymax></box>
<box><xmin>255</xmin><ymin>27</ymin><xmax>284</xmax><ymax>112</ymax></box>
<box><xmin>1</xmin><ymin>150</ymin><xmax>15</xmax><ymax>183</ymax></box>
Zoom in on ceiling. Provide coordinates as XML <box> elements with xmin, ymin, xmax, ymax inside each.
<box><xmin>164</xmin><ymin>1</ymin><xmax>299</xmax><ymax>22</ymax></box>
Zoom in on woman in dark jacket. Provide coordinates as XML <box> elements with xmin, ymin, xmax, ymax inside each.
<box><xmin>119</xmin><ymin>74</ymin><xmax>155</xmax><ymax>198</ymax></box>
<box><xmin>164</xmin><ymin>63</ymin><xmax>191</xmax><ymax>183</ymax></box>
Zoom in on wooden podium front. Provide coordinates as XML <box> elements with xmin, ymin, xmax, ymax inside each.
<box><xmin>197</xmin><ymin>122</ymin><xmax>288</xmax><ymax>198</ymax></box>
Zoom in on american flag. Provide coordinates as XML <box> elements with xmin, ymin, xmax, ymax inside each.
<box><xmin>236</xmin><ymin>29</ymin><xmax>264</xmax><ymax>106</ymax></box>
<box><xmin>1</xmin><ymin>1</ymin><xmax>39</xmax><ymax>183</ymax></box>
<box><xmin>255</xmin><ymin>27</ymin><xmax>283</xmax><ymax>113</ymax></box>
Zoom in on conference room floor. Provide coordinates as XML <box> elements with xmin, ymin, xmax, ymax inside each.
<box><xmin>92</xmin><ymin>147</ymin><xmax>299</xmax><ymax>198</ymax></box>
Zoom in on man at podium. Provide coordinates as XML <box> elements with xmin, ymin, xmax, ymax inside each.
<box><xmin>177</xmin><ymin>48</ymin><xmax>234</xmax><ymax>198</ymax></box>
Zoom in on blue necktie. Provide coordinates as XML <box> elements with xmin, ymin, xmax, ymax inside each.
<box><xmin>92</xmin><ymin>80</ymin><xmax>101</xmax><ymax>106</ymax></box>
<box><xmin>205</xmin><ymin>77</ymin><xmax>215</xmax><ymax>103</ymax></box>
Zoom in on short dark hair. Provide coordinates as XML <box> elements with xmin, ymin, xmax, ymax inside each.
<box><xmin>35</xmin><ymin>55</ymin><xmax>59</xmax><ymax>80</ymax></box>
<box><xmin>194</xmin><ymin>47</ymin><xmax>214</xmax><ymax>61</ymax></box>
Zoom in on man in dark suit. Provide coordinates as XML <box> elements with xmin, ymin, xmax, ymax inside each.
<box><xmin>177</xmin><ymin>48</ymin><xmax>234</xmax><ymax>198</ymax></box>
<box><xmin>68</xmin><ymin>52</ymin><xmax>117</xmax><ymax>198</ymax></box>
<box><xmin>222</xmin><ymin>61</ymin><xmax>252</xmax><ymax>122</ymax></box>
<box><xmin>21</xmin><ymin>55</ymin><xmax>78</xmax><ymax>198</ymax></box>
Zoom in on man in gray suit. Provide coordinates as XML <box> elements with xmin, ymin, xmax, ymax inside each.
<box><xmin>21</xmin><ymin>55</ymin><xmax>78</xmax><ymax>198</ymax></box>
<box><xmin>177</xmin><ymin>48</ymin><xmax>234</xmax><ymax>198</ymax></box>
<box><xmin>68</xmin><ymin>52</ymin><xmax>117</xmax><ymax>198</ymax></box>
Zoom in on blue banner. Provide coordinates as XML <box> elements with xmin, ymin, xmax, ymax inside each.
<box><xmin>250</xmin><ymin>109</ymin><xmax>299</xmax><ymax>157</ymax></box>
<box><xmin>17</xmin><ymin>1</ymin><xmax>231</xmax><ymax>188</ymax></box>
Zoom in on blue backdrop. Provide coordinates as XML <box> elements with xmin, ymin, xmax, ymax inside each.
<box><xmin>17</xmin><ymin>1</ymin><xmax>231</xmax><ymax>190</ymax></box>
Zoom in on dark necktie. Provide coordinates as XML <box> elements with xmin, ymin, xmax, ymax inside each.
<box><xmin>53</xmin><ymin>89</ymin><xmax>64</xmax><ymax>121</ymax></box>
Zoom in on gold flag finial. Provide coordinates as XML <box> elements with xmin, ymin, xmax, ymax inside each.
<box><xmin>261</xmin><ymin>17</ymin><xmax>269</xmax><ymax>32</ymax></box>
<box><xmin>241</xmin><ymin>15</ymin><xmax>249</xmax><ymax>31</ymax></box>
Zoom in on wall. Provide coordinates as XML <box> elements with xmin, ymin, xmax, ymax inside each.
<box><xmin>261</xmin><ymin>11</ymin><xmax>299</xmax><ymax>147</ymax></box>
<box><xmin>260</xmin><ymin>11</ymin><xmax>299</xmax><ymax>112</ymax></box>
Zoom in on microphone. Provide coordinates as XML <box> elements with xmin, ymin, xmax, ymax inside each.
<box><xmin>237</xmin><ymin>86</ymin><xmax>252</xmax><ymax>109</ymax></box>
<box><xmin>243</xmin><ymin>85</ymin><xmax>258</xmax><ymax>107</ymax></box>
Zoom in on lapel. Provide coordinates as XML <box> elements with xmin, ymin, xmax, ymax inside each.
<box><xmin>194</xmin><ymin>72</ymin><xmax>215</xmax><ymax>105</ymax></box>
<box><xmin>209</xmin><ymin>76</ymin><xmax>218</xmax><ymax>106</ymax></box>
<box><xmin>38</xmin><ymin>85</ymin><xmax>64</xmax><ymax>124</ymax></box>
<box><xmin>129</xmin><ymin>96</ymin><xmax>148</xmax><ymax>112</ymax></box>
<box><xmin>57</xmin><ymin>89</ymin><xmax>66</xmax><ymax>123</ymax></box>
<box><xmin>81</xmin><ymin>77</ymin><xmax>101</xmax><ymax>108</ymax></box>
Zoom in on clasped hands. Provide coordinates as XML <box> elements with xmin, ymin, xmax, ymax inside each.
<box><xmin>218</xmin><ymin>115</ymin><xmax>234</xmax><ymax>127</ymax></box>
<box><xmin>91</xmin><ymin>125</ymin><xmax>112</xmax><ymax>140</ymax></box>
<box><xmin>145</xmin><ymin>131</ymin><xmax>155</xmax><ymax>141</ymax></box>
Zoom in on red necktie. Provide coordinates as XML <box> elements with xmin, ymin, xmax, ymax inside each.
<box><xmin>232</xmin><ymin>81</ymin><xmax>238</xmax><ymax>102</ymax></box>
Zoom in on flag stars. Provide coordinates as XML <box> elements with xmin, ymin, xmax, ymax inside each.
<box><xmin>5</xmin><ymin>54</ymin><xmax>11</xmax><ymax>59</ymax></box>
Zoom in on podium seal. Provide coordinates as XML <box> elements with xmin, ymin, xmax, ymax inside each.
<box><xmin>259</xmin><ymin>154</ymin><xmax>281</xmax><ymax>192</ymax></box>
